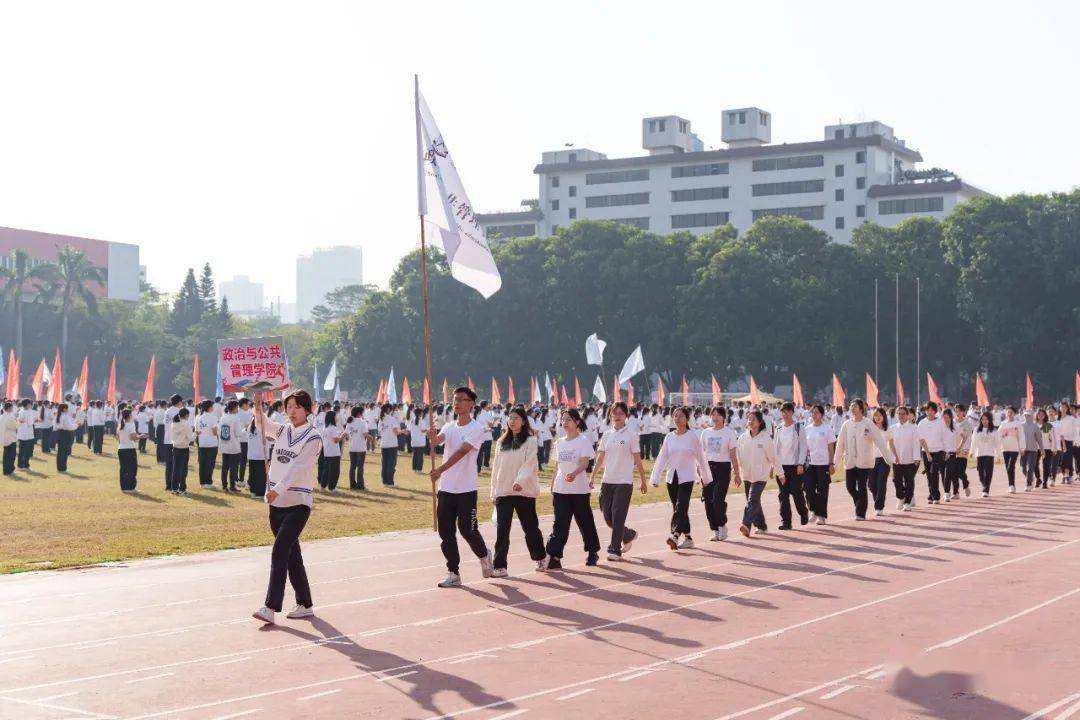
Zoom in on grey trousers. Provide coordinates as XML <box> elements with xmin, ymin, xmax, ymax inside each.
<box><xmin>599</xmin><ymin>483</ymin><xmax>637</xmax><ymax>555</ymax></box>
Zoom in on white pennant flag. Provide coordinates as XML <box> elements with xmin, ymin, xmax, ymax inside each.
<box><xmin>415</xmin><ymin>76</ymin><xmax>501</xmax><ymax>299</ymax></box>
<box><xmin>543</xmin><ymin>372</ymin><xmax>553</xmax><ymax>403</ymax></box>
<box><xmin>585</xmin><ymin>333</ymin><xmax>607</xmax><ymax>366</ymax></box>
<box><xmin>42</xmin><ymin>361</ymin><xmax>52</xmax><ymax>385</ymax></box>
<box><xmin>387</xmin><ymin>367</ymin><xmax>398</xmax><ymax>404</ymax></box>
<box><xmin>593</xmin><ymin>375</ymin><xmax>607</xmax><ymax>403</ymax></box>
<box><xmin>323</xmin><ymin>360</ymin><xmax>338</xmax><ymax>391</ymax></box>
<box><xmin>618</xmin><ymin>345</ymin><xmax>645</xmax><ymax>384</ymax></box>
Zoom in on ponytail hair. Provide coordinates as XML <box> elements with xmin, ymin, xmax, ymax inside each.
<box><xmin>562</xmin><ymin>408</ymin><xmax>587</xmax><ymax>433</ymax></box>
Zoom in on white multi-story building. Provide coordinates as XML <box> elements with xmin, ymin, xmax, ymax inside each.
<box><xmin>218</xmin><ymin>275</ymin><xmax>265</xmax><ymax>317</ymax></box>
<box><xmin>477</xmin><ymin>108</ymin><xmax>986</xmax><ymax>242</ymax></box>
<box><xmin>295</xmin><ymin>246</ymin><xmax>363</xmax><ymax>322</ymax></box>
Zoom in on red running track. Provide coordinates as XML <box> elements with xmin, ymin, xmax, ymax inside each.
<box><xmin>1</xmin><ymin>471</ymin><xmax>1079</xmax><ymax>719</ymax></box>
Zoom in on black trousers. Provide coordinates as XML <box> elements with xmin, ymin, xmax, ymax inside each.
<box><xmin>493</xmin><ymin>495</ymin><xmax>546</xmax><ymax>569</ymax></box>
<box><xmin>322</xmin><ymin>456</ymin><xmax>341</xmax><ymax>491</ymax></box>
<box><xmin>91</xmin><ymin>426</ymin><xmax>104</xmax><ymax>454</ymax></box>
<box><xmin>976</xmin><ymin>456</ymin><xmax>994</xmax><ymax>492</ymax></box>
<box><xmin>239</xmin><ymin>442</ymin><xmax>248</xmax><ymax>480</ymax></box>
<box><xmin>666</xmin><ymin>477</ymin><xmax>694</xmax><ymax>535</ymax></box>
<box><xmin>945</xmin><ymin>454</ymin><xmax>968</xmax><ymax>494</ymax></box>
<box><xmin>75</xmin><ymin>424</ymin><xmax>84</xmax><ymax>444</ymax></box>
<box><xmin>55</xmin><ymin>429</ymin><xmax>74</xmax><ymax>472</ymax></box>
<box><xmin>639</xmin><ymin>434</ymin><xmax>652</xmax><ymax>461</ymax></box>
<box><xmin>893</xmin><ymin>463</ymin><xmax>917</xmax><ymax>504</ymax></box>
<box><xmin>476</xmin><ymin>440</ymin><xmax>492</xmax><ymax>471</ymax></box>
<box><xmin>1003</xmin><ymin>450</ymin><xmax>1019</xmax><ymax>487</ymax></box>
<box><xmin>703</xmin><ymin>461</ymin><xmax>732</xmax><ymax>530</ymax></box>
<box><xmin>198</xmin><ymin>446</ymin><xmax>218</xmax><ymax>486</ymax></box>
<box><xmin>381</xmin><ymin>447</ymin><xmax>397</xmax><ymax>485</ymax></box>
<box><xmin>349</xmin><ymin>451</ymin><xmax>366</xmax><ymax>489</ymax></box>
<box><xmin>779</xmin><ymin>464</ymin><xmax>809</xmax><ymax>525</ymax></box>
<box><xmin>742</xmin><ymin>481</ymin><xmax>767</xmax><ymax>530</ymax></box>
<box><xmin>845</xmin><ymin>467</ymin><xmax>871</xmax><ymax>519</ymax></box>
<box><xmin>247</xmin><ymin>459</ymin><xmax>267</xmax><ymax>496</ymax></box>
<box><xmin>221</xmin><ymin>452</ymin><xmax>241</xmax><ymax>490</ymax></box>
<box><xmin>17</xmin><ymin>438</ymin><xmax>34</xmax><ymax>468</ymax></box>
<box><xmin>163</xmin><ymin>444</ymin><xmax>174</xmax><ymax>489</ymax></box>
<box><xmin>546</xmin><ymin>492</ymin><xmax>601</xmax><ymax>558</ymax></box>
<box><xmin>155</xmin><ymin>425</ymin><xmax>165</xmax><ymax>463</ymax></box>
<box><xmin>869</xmin><ymin>458</ymin><xmax>890</xmax><ymax>511</ymax></box>
<box><xmin>118</xmin><ymin>447</ymin><xmax>138</xmax><ymax>491</ymax></box>
<box><xmin>1061</xmin><ymin>441</ymin><xmax>1074</xmax><ymax>476</ymax></box>
<box><xmin>437</xmin><ymin>490</ymin><xmax>489</xmax><ymax>574</ymax></box>
<box><xmin>598</xmin><ymin>483</ymin><xmax>636</xmax><ymax>554</ymax></box>
<box><xmin>803</xmin><ymin>464</ymin><xmax>832</xmax><ymax>517</ymax></box>
<box><xmin>412</xmin><ymin>446</ymin><xmax>426</xmax><ymax>473</ymax></box>
<box><xmin>138</xmin><ymin>436</ymin><xmax>147</xmax><ymax>453</ymax></box>
<box><xmin>924</xmin><ymin>450</ymin><xmax>946</xmax><ymax>500</ymax></box>
<box><xmin>172</xmin><ymin>447</ymin><xmax>190</xmax><ymax>492</ymax></box>
<box><xmin>3</xmin><ymin>443</ymin><xmax>16</xmax><ymax>475</ymax></box>
<box><xmin>265</xmin><ymin>504</ymin><xmax>313</xmax><ymax>612</ymax></box>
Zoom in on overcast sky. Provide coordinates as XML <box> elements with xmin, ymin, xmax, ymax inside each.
<box><xmin>1</xmin><ymin>0</ymin><xmax>1077</xmax><ymax>301</ymax></box>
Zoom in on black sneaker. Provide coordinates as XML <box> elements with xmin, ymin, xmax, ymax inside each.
<box><xmin>799</xmin><ymin>515</ymin><xmax>809</xmax><ymax>526</ymax></box>
<box><xmin>778</xmin><ymin>523</ymin><xmax>793</xmax><ymax>531</ymax></box>
<box><xmin>585</xmin><ymin>552</ymin><xmax>599</xmax><ymax>566</ymax></box>
<box><xmin>547</xmin><ymin>557</ymin><xmax>563</xmax><ymax>570</ymax></box>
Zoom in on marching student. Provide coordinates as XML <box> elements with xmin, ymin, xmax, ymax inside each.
<box><xmin>1020</xmin><ymin>410</ymin><xmax>1043</xmax><ymax>491</ymax></box>
<box><xmin>135</xmin><ymin>404</ymin><xmax>151</xmax><ymax>454</ymax></box>
<box><xmin>868</xmin><ymin>407</ymin><xmax>891</xmax><ymax>516</ymax></box>
<box><xmin>700</xmin><ymin>406</ymin><xmax>740</xmax><ymax>540</ymax></box>
<box><xmin>218</xmin><ymin>400</ymin><xmax>242</xmax><ymax>492</ymax></box>
<box><xmin>968</xmin><ymin>410</ymin><xmax>999</xmax><ymax>497</ymax></box>
<box><xmin>917</xmin><ymin>401</ymin><xmax>949</xmax><ymax>504</ymax></box>
<box><xmin>772</xmin><ymin>402</ymin><xmax>810</xmax><ymax>530</ymax></box>
<box><xmin>2</xmin><ymin>402</ymin><xmax>17</xmax><ymax>475</ymax></box>
<box><xmin>888</xmin><ymin>405</ymin><xmax>920</xmax><ymax>511</ymax></box>
<box><xmin>940</xmin><ymin>408</ymin><xmax>959</xmax><ymax>502</ymax></box>
<box><xmin>426</xmin><ymin>386</ymin><xmax>494</xmax><ymax>588</ymax></box>
<box><xmin>378</xmin><ymin>403</ymin><xmax>402</xmax><ymax>487</ymax></box>
<box><xmin>952</xmin><ymin>404</ymin><xmax>976</xmax><ymax>497</ymax></box>
<box><xmin>36</xmin><ymin>403</ymin><xmax>53</xmax><ymax>454</ymax></box>
<box><xmin>735</xmin><ymin>410</ymin><xmax>772</xmax><ymax>537</ymax></box>
<box><xmin>55</xmin><ymin>402</ymin><xmax>77</xmax><ymax>473</ymax></box>
<box><xmin>1036</xmin><ymin>407</ymin><xmax>1058</xmax><ymax>488</ymax></box>
<box><xmin>410</xmin><ymin>407</ymin><xmax>430</xmax><ymax>473</ymax></box>
<box><xmin>998</xmin><ymin>406</ymin><xmax>1023</xmax><ymax>493</ymax></box>
<box><xmin>88</xmin><ymin>401</ymin><xmax>105</xmax><ymax>455</ymax></box>
<box><xmin>16</xmin><ymin>399</ymin><xmax>35</xmax><ymax>469</ymax></box>
<box><xmin>543</xmin><ymin>408</ymin><xmax>601</xmax><ymax>569</ymax></box>
<box><xmin>1057</xmin><ymin>401</ymin><xmax>1075</xmax><ymax>484</ymax></box>
<box><xmin>171</xmin><ymin>408</ymin><xmax>193</xmax><ymax>496</ymax></box>
<box><xmin>246</xmin><ymin>413</ymin><xmax>267</xmax><ymax>498</ymax></box>
<box><xmin>592</xmin><ymin>401</ymin><xmax>648</xmax><ymax>561</ymax></box>
<box><xmin>117</xmin><ymin>407</ymin><xmax>146</xmax><ymax>492</ymax></box>
<box><xmin>474</xmin><ymin>401</ymin><xmax>494</xmax><ymax>472</ymax></box>
<box><xmin>803</xmin><ymin>405</ymin><xmax>836</xmax><ymax>524</ymax></box>
<box><xmin>650</xmin><ymin>406</ymin><xmax>711</xmax><ymax>549</ymax></box>
<box><xmin>346</xmin><ymin>406</ymin><xmax>368</xmax><ymax>490</ymax></box>
<box><xmin>162</xmin><ymin>394</ymin><xmax>183</xmax><ymax>490</ymax></box>
<box><xmin>153</xmin><ymin>400</ymin><xmax>167</xmax><ymax>464</ymax></box>
<box><xmin>237</xmin><ymin>398</ymin><xmax>253</xmax><ymax>484</ymax></box>
<box><xmin>489</xmin><ymin>407</ymin><xmax>546</xmax><ymax>576</ymax></box>
<box><xmin>252</xmin><ymin>390</ymin><xmax>321</xmax><ymax>624</ymax></box>
<box><xmin>834</xmin><ymin>398</ymin><xmax>890</xmax><ymax>520</ymax></box>
<box><xmin>195</xmin><ymin>400</ymin><xmax>219</xmax><ymax>488</ymax></box>
<box><xmin>319</xmin><ymin>410</ymin><xmax>343</xmax><ymax>493</ymax></box>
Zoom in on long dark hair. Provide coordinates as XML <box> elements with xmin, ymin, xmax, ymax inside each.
<box><xmin>499</xmin><ymin>407</ymin><xmax>532</xmax><ymax>450</ymax></box>
<box><xmin>977</xmin><ymin>410</ymin><xmax>996</xmax><ymax>432</ymax></box>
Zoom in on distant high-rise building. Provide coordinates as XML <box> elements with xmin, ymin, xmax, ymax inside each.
<box><xmin>218</xmin><ymin>275</ymin><xmax>265</xmax><ymax>317</ymax></box>
<box><xmin>296</xmin><ymin>246</ymin><xmax>363</xmax><ymax>321</ymax></box>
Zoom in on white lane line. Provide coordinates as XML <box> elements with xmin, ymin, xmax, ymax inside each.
<box><xmin>1021</xmin><ymin>692</ymin><xmax>1080</xmax><ymax>720</ymax></box>
<box><xmin>377</xmin><ymin>670</ymin><xmax>418</xmax><ymax>682</ymax></box>
<box><xmin>0</xmin><ymin>655</ymin><xmax>33</xmax><ymax>665</ymax></box>
<box><xmin>125</xmin><ymin>672</ymin><xmax>174</xmax><ymax>684</ymax></box>
<box><xmin>510</xmin><ymin>639</ymin><xmax>547</xmax><ymax>649</ymax></box>
<box><xmin>709</xmin><ymin>666</ymin><xmax>887</xmax><ymax>720</ymax></box>
<box><xmin>864</xmin><ymin>669</ymin><xmax>889</xmax><ymax>680</ymax></box>
<box><xmin>926</xmin><ymin>587</ymin><xmax>1080</xmax><ymax>652</ymax></box>
<box><xmin>819</xmin><ymin>684</ymin><xmax>856</xmax><ymax>700</ymax></box>
<box><xmin>215</xmin><ymin>657</ymin><xmax>252</xmax><ymax>666</ymax></box>
<box><xmin>73</xmin><ymin>641</ymin><xmax>118</xmax><ymax>651</ymax></box>
<box><xmin>766</xmin><ymin>709</ymin><xmax>804</xmax><ymax>720</ymax></box>
<box><xmin>36</xmin><ymin>691</ymin><xmax>80</xmax><ymax>702</ymax></box>
<box><xmin>1057</xmin><ymin>700</ymin><xmax>1080</xmax><ymax>720</ymax></box>
<box><xmin>448</xmin><ymin>654</ymin><xmax>495</xmax><ymax>665</ymax></box>
<box><xmin>208</xmin><ymin>711</ymin><xmax>260</xmax><ymax>720</ymax></box>
<box><xmin>297</xmin><ymin>689</ymin><xmax>342</xmax><ymax>701</ymax></box>
<box><xmin>0</xmin><ymin>693</ymin><xmax>117</xmax><ymax>719</ymax></box>
<box><xmin>556</xmin><ymin>688</ymin><xmax>594</xmax><ymax>701</ymax></box>
<box><xmin>618</xmin><ymin>669</ymin><xmax>657</xmax><ymax>682</ymax></box>
<box><xmin>489</xmin><ymin>710</ymin><xmax>528</xmax><ymax>720</ymax></box>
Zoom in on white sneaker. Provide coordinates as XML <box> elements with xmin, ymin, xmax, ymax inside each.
<box><xmin>1025</xmin><ymin>486</ymin><xmax>1032</xmax><ymax>493</ymax></box>
<box><xmin>711</xmin><ymin>529</ymin><xmax>722</xmax><ymax>542</ymax></box>
<box><xmin>809</xmin><ymin>513</ymin><xmax>817</xmax><ymax>522</ymax></box>
<box><xmin>607</xmin><ymin>551</ymin><xmax>623</xmax><ymax>561</ymax></box>
<box><xmin>875</xmin><ymin>510</ymin><xmax>885</xmax><ymax>517</ymax></box>
<box><xmin>537</xmin><ymin>556</ymin><xmax>550</xmax><ymax>572</ymax></box>
<box><xmin>756</xmin><ymin>527</ymin><xmax>767</xmax><ymax>535</ymax></box>
<box><xmin>981</xmin><ymin>491</ymin><xmax>989</xmax><ymax>498</ymax></box>
<box><xmin>717</xmin><ymin>526</ymin><xmax>728</xmax><ymax>541</ymax></box>
<box><xmin>479</xmin><ymin>550</ymin><xmax>494</xmax><ymax>578</ymax></box>
<box><xmin>490</xmin><ymin>568</ymin><xmax>508</xmax><ymax>578</ymax></box>
<box><xmin>816</xmin><ymin>516</ymin><xmax>826</xmax><ymax>525</ymax></box>
<box><xmin>286</xmin><ymin>605</ymin><xmax>314</xmax><ymax>619</ymax></box>
<box><xmin>944</xmin><ymin>492</ymin><xmax>951</xmax><ymax>502</ymax></box>
<box><xmin>896</xmin><ymin>500</ymin><xmax>905</xmax><ymax>510</ymax></box>
<box><xmin>252</xmin><ymin>606</ymin><xmax>275</xmax><ymax>624</ymax></box>
<box><xmin>622</xmin><ymin>533</ymin><xmax>636</xmax><ymax>554</ymax></box>
<box><xmin>438</xmin><ymin>572</ymin><xmax>462</xmax><ymax>588</ymax></box>
<box><xmin>909</xmin><ymin>499</ymin><xmax>916</xmax><ymax>507</ymax></box>
<box><xmin>1009</xmin><ymin>486</ymin><xmax>1016</xmax><ymax>494</ymax></box>
<box><xmin>965</xmin><ymin>487</ymin><xmax>971</xmax><ymax>497</ymax></box>
<box><xmin>902</xmin><ymin>503</ymin><xmax>911</xmax><ymax>512</ymax></box>
<box><xmin>677</xmin><ymin>537</ymin><xmax>695</xmax><ymax>550</ymax></box>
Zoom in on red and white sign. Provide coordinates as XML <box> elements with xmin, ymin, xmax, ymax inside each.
<box><xmin>217</xmin><ymin>336</ymin><xmax>290</xmax><ymax>393</ymax></box>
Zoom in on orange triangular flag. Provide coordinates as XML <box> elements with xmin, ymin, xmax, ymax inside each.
<box><xmin>142</xmin><ymin>355</ymin><xmax>156</xmax><ymax>402</ymax></box>
<box><xmin>711</xmin><ymin>374</ymin><xmax>722</xmax><ymax>406</ymax></box>
<box><xmin>467</xmin><ymin>376</ymin><xmax>475</xmax><ymax>392</ymax></box>
<box><xmin>896</xmin><ymin>373</ymin><xmax>905</xmax><ymax>407</ymax></box>
<box><xmin>442</xmin><ymin>378</ymin><xmax>448</xmax><ymax>404</ymax></box>
<box><xmin>866</xmin><ymin>373</ymin><xmax>879</xmax><ymax>408</ymax></box>
<box><xmin>491</xmin><ymin>377</ymin><xmax>501</xmax><ymax>405</ymax></box>
<box><xmin>107</xmin><ymin>356</ymin><xmax>116</xmax><ymax>404</ymax></box>
<box><xmin>573</xmin><ymin>377</ymin><xmax>581</xmax><ymax>408</ymax></box>
<box><xmin>657</xmin><ymin>377</ymin><xmax>665</xmax><ymax>407</ymax></box>
<box><xmin>627</xmin><ymin>382</ymin><xmax>635</xmax><ymax>404</ymax></box>
<box><xmin>560</xmin><ymin>385</ymin><xmax>569</xmax><ymax>406</ymax></box>
<box><xmin>193</xmin><ymin>355</ymin><xmax>201</xmax><ymax>403</ymax></box>
<box><xmin>1025</xmin><ymin>373</ymin><xmax>1034</xmax><ymax>410</ymax></box>
<box><xmin>750</xmin><ymin>375</ymin><xmax>762</xmax><ymax>406</ymax></box>
<box><xmin>10</xmin><ymin>357</ymin><xmax>19</xmax><ymax>399</ymax></box>
<box><xmin>77</xmin><ymin>356</ymin><xmax>89</xmax><ymax>409</ymax></box>
<box><xmin>49</xmin><ymin>350</ymin><xmax>63</xmax><ymax>403</ymax></box>
<box><xmin>375</xmin><ymin>378</ymin><xmax>385</xmax><ymax>404</ymax></box>
<box><xmin>507</xmin><ymin>377</ymin><xmax>516</xmax><ymax>405</ymax></box>
<box><xmin>422</xmin><ymin>377</ymin><xmax>431</xmax><ymax>405</ymax></box>
<box><xmin>792</xmin><ymin>373</ymin><xmax>803</xmax><ymax>406</ymax></box>
<box><xmin>5</xmin><ymin>351</ymin><xmax>16</xmax><ymax>398</ymax></box>
<box><xmin>681</xmin><ymin>374</ymin><xmax>689</xmax><ymax>402</ymax></box>
<box><xmin>831</xmin><ymin>374</ymin><xmax>845</xmax><ymax>408</ymax></box>
<box><xmin>612</xmin><ymin>375</ymin><xmax>621</xmax><ymax>402</ymax></box>
<box><xmin>31</xmin><ymin>358</ymin><xmax>46</xmax><ymax>400</ymax></box>
<box><xmin>975</xmin><ymin>374</ymin><xmax>989</xmax><ymax>407</ymax></box>
<box><xmin>927</xmin><ymin>372</ymin><xmax>941</xmax><ymax>405</ymax></box>
<box><xmin>401</xmin><ymin>376</ymin><xmax>412</xmax><ymax>404</ymax></box>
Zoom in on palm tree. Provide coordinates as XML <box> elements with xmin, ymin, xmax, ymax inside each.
<box><xmin>0</xmin><ymin>249</ymin><xmax>56</xmax><ymax>362</ymax></box>
<box><xmin>42</xmin><ymin>245</ymin><xmax>107</xmax><ymax>372</ymax></box>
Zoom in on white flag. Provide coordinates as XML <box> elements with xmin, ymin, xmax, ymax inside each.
<box><xmin>585</xmin><ymin>333</ymin><xmax>607</xmax><ymax>366</ymax></box>
<box><xmin>618</xmin><ymin>345</ymin><xmax>645</xmax><ymax>384</ymax></box>
<box><xmin>387</xmin><ymin>367</ymin><xmax>398</xmax><ymax>404</ymax></box>
<box><xmin>312</xmin><ymin>364</ymin><xmax>320</xmax><ymax>402</ymax></box>
<box><xmin>323</xmin><ymin>360</ymin><xmax>338</xmax><ymax>391</ymax></box>
<box><xmin>42</xmin><ymin>362</ymin><xmax>52</xmax><ymax>385</ymax></box>
<box><xmin>543</xmin><ymin>372</ymin><xmax>553</xmax><ymax>403</ymax></box>
<box><xmin>593</xmin><ymin>375</ymin><xmax>607</xmax><ymax>403</ymax></box>
<box><xmin>415</xmin><ymin>76</ymin><xmax>501</xmax><ymax>298</ymax></box>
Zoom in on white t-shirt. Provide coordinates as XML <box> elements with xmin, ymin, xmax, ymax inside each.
<box><xmin>700</xmin><ymin>426</ymin><xmax>738</xmax><ymax>463</ymax></box>
<box><xmin>597</xmin><ymin>424</ymin><xmax>639</xmax><ymax>484</ymax></box>
<box><xmin>236</xmin><ymin>409</ymin><xmax>253</xmax><ymax>441</ymax></box>
<box><xmin>16</xmin><ymin>409</ymin><xmax>36</xmax><ymax>440</ymax></box>
<box><xmin>163</xmin><ymin>406</ymin><xmax>180</xmax><ymax>444</ymax></box>
<box><xmin>218</xmin><ymin>414</ymin><xmax>241</xmax><ymax>454</ymax></box>
<box><xmin>804</xmin><ymin>423</ymin><xmax>836</xmax><ymax>466</ymax></box>
<box><xmin>437</xmin><ymin>420</ymin><xmax>486</xmax><ymax>493</ymax></box>
<box><xmin>321</xmin><ymin>425</ymin><xmax>343</xmax><ymax>457</ymax></box>
<box><xmin>117</xmin><ymin>422</ymin><xmax>138</xmax><ymax>450</ymax></box>
<box><xmin>552</xmin><ymin>433</ymin><xmax>595</xmax><ymax>494</ymax></box>
<box><xmin>379</xmin><ymin>416</ymin><xmax>400</xmax><ymax>446</ymax></box>
<box><xmin>196</xmin><ymin>413</ymin><xmax>219</xmax><ymax>447</ymax></box>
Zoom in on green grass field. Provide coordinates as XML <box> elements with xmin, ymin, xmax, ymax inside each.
<box><xmin>2</xmin><ymin>435</ymin><xmax>699</xmax><ymax>574</ymax></box>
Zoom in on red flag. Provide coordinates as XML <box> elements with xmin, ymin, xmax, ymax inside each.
<box><xmin>896</xmin><ymin>373</ymin><xmax>905</xmax><ymax>407</ymax></box>
<box><xmin>573</xmin><ymin>376</ymin><xmax>582</xmax><ymax>408</ymax></box>
<box><xmin>9</xmin><ymin>357</ymin><xmax>18</xmax><ymax>399</ymax></box>
<box><xmin>866</xmin><ymin>373</ymin><xmax>879</xmax><ymax>408</ymax></box>
<box><xmin>5</xmin><ymin>351</ymin><xmax>16</xmax><ymax>398</ymax></box>
<box><xmin>401</xmin><ymin>376</ymin><xmax>412</xmax><ymax>404</ymax></box>
<box><xmin>507</xmin><ymin>377</ymin><xmax>516</xmax><ymax>405</ymax></box>
<box><xmin>627</xmin><ymin>382</ymin><xmax>635</xmax><ymax>405</ymax></box>
<box><xmin>831</xmin><ymin>374</ymin><xmax>845</xmax><ymax>408</ymax></box>
<box><xmin>1025</xmin><ymin>372</ymin><xmax>1034</xmax><ymax>410</ymax></box>
<box><xmin>31</xmin><ymin>358</ymin><xmax>46</xmax><ymax>400</ymax></box>
<box><xmin>975</xmin><ymin>374</ymin><xmax>989</xmax><ymax>407</ymax></box>
<box><xmin>657</xmin><ymin>377</ymin><xmax>666</xmax><ymax>407</ymax></box>
<box><xmin>48</xmin><ymin>350</ymin><xmax>63</xmax><ymax>403</ymax></box>
<box><xmin>467</xmin><ymin>376</ymin><xmax>475</xmax><ymax>392</ymax></box>
<box><xmin>927</xmin><ymin>372</ymin><xmax>942</xmax><ymax>405</ymax></box>
<box><xmin>612</xmin><ymin>375</ymin><xmax>621</xmax><ymax>402</ymax></box>
<box><xmin>142</xmin><ymin>354</ymin><xmax>156</xmax><ymax>402</ymax></box>
<box><xmin>106</xmin><ymin>356</ymin><xmax>116</xmax><ymax>404</ymax></box>
<box><xmin>77</xmin><ymin>356</ymin><xmax>88</xmax><ymax>409</ymax></box>
<box><xmin>681</xmin><ymin>374</ymin><xmax>689</xmax><ymax>402</ymax></box>
<box><xmin>192</xmin><ymin>355</ymin><xmax>201</xmax><ymax>403</ymax></box>
<box><xmin>442</xmin><ymin>378</ymin><xmax>448</xmax><ymax>404</ymax></box>
<box><xmin>560</xmin><ymin>385</ymin><xmax>569</xmax><ymax>406</ymax></box>
<box><xmin>423</xmin><ymin>377</ymin><xmax>431</xmax><ymax>405</ymax></box>
<box><xmin>711</xmin><ymin>374</ymin><xmax>722</xmax><ymax>406</ymax></box>
<box><xmin>529</xmin><ymin>376</ymin><xmax>538</xmax><ymax>405</ymax></box>
<box><xmin>750</xmin><ymin>375</ymin><xmax>762</xmax><ymax>406</ymax></box>
<box><xmin>491</xmin><ymin>377</ymin><xmax>501</xmax><ymax>405</ymax></box>
<box><xmin>792</xmin><ymin>374</ymin><xmax>803</xmax><ymax>406</ymax></box>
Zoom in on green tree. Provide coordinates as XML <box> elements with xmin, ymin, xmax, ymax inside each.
<box><xmin>198</xmin><ymin>263</ymin><xmax>217</xmax><ymax>313</ymax></box>
<box><xmin>169</xmin><ymin>268</ymin><xmax>203</xmax><ymax>336</ymax></box>
<box><xmin>0</xmin><ymin>249</ymin><xmax>56</xmax><ymax>361</ymax></box>
<box><xmin>40</xmin><ymin>245</ymin><xmax>108</xmax><ymax>372</ymax></box>
<box><xmin>310</xmin><ymin>284</ymin><xmax>376</xmax><ymax>324</ymax></box>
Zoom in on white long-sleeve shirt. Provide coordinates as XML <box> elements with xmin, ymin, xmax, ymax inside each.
<box><xmin>968</xmin><ymin>429</ymin><xmax>1000</xmax><ymax>458</ymax></box>
<box><xmin>917</xmin><ymin>416</ymin><xmax>949</xmax><ymax>453</ymax></box>
<box><xmin>263</xmin><ymin>419</ymin><xmax>322</xmax><ymax>508</ymax></box>
<box><xmin>888</xmin><ymin>421</ymin><xmax>921</xmax><ymax>465</ymax></box>
<box><xmin>735</xmin><ymin>430</ymin><xmax>779</xmax><ymax>484</ymax></box>
<box><xmin>773</xmin><ymin>421</ymin><xmax>809</xmax><ymax>467</ymax></box>
<box><xmin>834</xmin><ymin>417</ymin><xmax>890</xmax><ymax>470</ymax></box>
<box><xmin>650</xmin><ymin>430</ymin><xmax>710</xmax><ymax>485</ymax></box>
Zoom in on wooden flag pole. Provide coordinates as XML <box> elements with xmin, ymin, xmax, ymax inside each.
<box><xmin>420</xmin><ymin>215</ymin><xmax>437</xmax><ymax>533</ymax></box>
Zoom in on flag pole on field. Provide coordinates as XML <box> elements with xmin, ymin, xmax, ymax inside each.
<box><xmin>416</xmin><ymin>74</ymin><xmax>437</xmax><ymax>532</ymax></box>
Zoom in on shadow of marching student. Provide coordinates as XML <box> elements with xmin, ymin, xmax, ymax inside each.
<box><xmin>268</xmin><ymin>616</ymin><xmax>513</xmax><ymax>719</ymax></box>
<box><xmin>889</xmin><ymin>666</ymin><xmax>1032</xmax><ymax>719</ymax></box>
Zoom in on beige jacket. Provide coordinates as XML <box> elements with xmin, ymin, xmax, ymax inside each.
<box><xmin>834</xmin><ymin>417</ymin><xmax>889</xmax><ymax>470</ymax></box>
<box><xmin>490</xmin><ymin>435</ymin><xmax>540</xmax><ymax>499</ymax></box>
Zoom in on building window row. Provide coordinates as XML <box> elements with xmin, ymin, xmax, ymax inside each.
<box><xmin>751</xmin><ymin>179</ymin><xmax>824</xmax><ymax>197</ymax></box>
<box><xmin>586</xmin><ymin>169</ymin><xmax>649</xmax><ymax>185</ymax></box>
<box><xmin>671</xmin><ymin>162</ymin><xmax>729</xmax><ymax>178</ymax></box>
<box><xmin>672</xmin><ymin>186</ymin><xmax>730</xmax><ymax>202</ymax></box>
<box><xmin>611</xmin><ymin>217</ymin><xmax>650</xmax><ymax>230</ymax></box>
<box><xmin>486</xmin><ymin>223</ymin><xmax>536</xmax><ymax>240</ymax></box>
<box><xmin>878</xmin><ymin>197</ymin><xmax>945</xmax><ymax>215</ymax></box>
<box><xmin>752</xmin><ymin>154</ymin><xmax>824</xmax><ymax>172</ymax></box>
<box><xmin>752</xmin><ymin>205</ymin><xmax>825</xmax><ymax>221</ymax></box>
<box><xmin>672</xmin><ymin>212</ymin><xmax>730</xmax><ymax>229</ymax></box>
<box><xmin>585</xmin><ymin>192</ymin><xmax>650</xmax><ymax>208</ymax></box>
